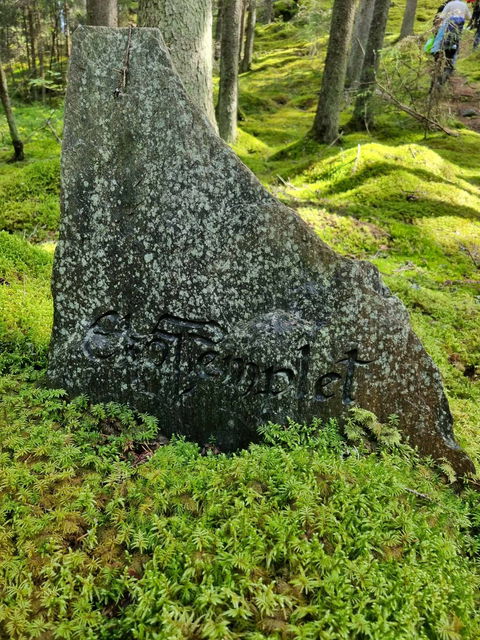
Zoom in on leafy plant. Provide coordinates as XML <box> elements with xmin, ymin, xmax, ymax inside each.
<box><xmin>0</xmin><ymin>386</ymin><xmax>479</xmax><ymax>639</ymax></box>
<box><xmin>344</xmin><ymin>407</ymin><xmax>403</xmax><ymax>450</ymax></box>
<box><xmin>258</xmin><ymin>416</ymin><xmax>344</xmax><ymax>453</ymax></box>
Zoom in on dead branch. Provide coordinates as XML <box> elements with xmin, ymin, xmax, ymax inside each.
<box><xmin>44</xmin><ymin>118</ymin><xmax>62</xmax><ymax>144</ymax></box>
<box><xmin>352</xmin><ymin>144</ymin><xmax>361</xmax><ymax>174</ymax></box>
<box><xmin>401</xmin><ymin>486</ymin><xmax>435</xmax><ymax>502</ymax></box>
<box><xmin>442</xmin><ymin>279</ymin><xmax>480</xmax><ymax>286</ymax></box>
<box><xmin>459</xmin><ymin>243</ymin><xmax>480</xmax><ymax>268</ymax></box>
<box><xmin>376</xmin><ymin>81</ymin><xmax>459</xmax><ymax>137</ymax></box>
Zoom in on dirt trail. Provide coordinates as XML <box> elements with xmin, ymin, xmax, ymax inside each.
<box><xmin>448</xmin><ymin>74</ymin><xmax>480</xmax><ymax>132</ymax></box>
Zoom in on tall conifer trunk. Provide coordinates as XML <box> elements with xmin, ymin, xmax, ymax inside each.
<box><xmin>399</xmin><ymin>0</ymin><xmax>418</xmax><ymax>40</ymax></box>
<box><xmin>22</xmin><ymin>9</ymin><xmax>32</xmax><ymax>74</ymax></box>
<box><xmin>0</xmin><ymin>57</ymin><xmax>25</xmax><ymax>161</ymax></box>
<box><xmin>27</xmin><ymin>6</ymin><xmax>38</xmax><ymax>99</ymax></box>
<box><xmin>311</xmin><ymin>0</ymin><xmax>357</xmax><ymax>143</ymax></box>
<box><xmin>217</xmin><ymin>0</ymin><xmax>242</xmax><ymax>142</ymax></box>
<box><xmin>138</xmin><ymin>0</ymin><xmax>216</xmax><ymax>129</ymax></box>
<box><xmin>352</xmin><ymin>0</ymin><xmax>391</xmax><ymax>130</ymax></box>
<box><xmin>346</xmin><ymin>0</ymin><xmax>375</xmax><ymax>89</ymax></box>
<box><xmin>35</xmin><ymin>6</ymin><xmax>46</xmax><ymax>104</ymax></box>
<box><xmin>241</xmin><ymin>0</ymin><xmax>256</xmax><ymax>72</ymax></box>
<box><xmin>86</xmin><ymin>0</ymin><xmax>118</xmax><ymax>27</ymax></box>
<box><xmin>263</xmin><ymin>0</ymin><xmax>273</xmax><ymax>23</ymax></box>
<box><xmin>215</xmin><ymin>0</ymin><xmax>225</xmax><ymax>60</ymax></box>
<box><xmin>64</xmin><ymin>1</ymin><xmax>71</xmax><ymax>57</ymax></box>
<box><xmin>239</xmin><ymin>0</ymin><xmax>248</xmax><ymax>61</ymax></box>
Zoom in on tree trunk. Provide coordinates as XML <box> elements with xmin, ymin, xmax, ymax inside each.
<box><xmin>138</xmin><ymin>0</ymin><xmax>216</xmax><ymax>129</ymax></box>
<box><xmin>38</xmin><ymin>39</ymin><xmax>46</xmax><ymax>103</ymax></box>
<box><xmin>0</xmin><ymin>57</ymin><xmax>25</xmax><ymax>161</ymax></box>
<box><xmin>217</xmin><ymin>0</ymin><xmax>242</xmax><ymax>142</ymax></box>
<box><xmin>27</xmin><ymin>6</ymin><xmax>38</xmax><ymax>99</ymax></box>
<box><xmin>240</xmin><ymin>0</ymin><xmax>256</xmax><ymax>72</ymax></box>
<box><xmin>49</xmin><ymin>19</ymin><xmax>56</xmax><ymax>69</ymax></box>
<box><xmin>215</xmin><ymin>0</ymin><xmax>224</xmax><ymax>60</ymax></box>
<box><xmin>23</xmin><ymin>9</ymin><xmax>32</xmax><ymax>74</ymax></box>
<box><xmin>86</xmin><ymin>0</ymin><xmax>118</xmax><ymax>27</ymax></box>
<box><xmin>64</xmin><ymin>1</ymin><xmax>71</xmax><ymax>57</ymax></box>
<box><xmin>263</xmin><ymin>0</ymin><xmax>273</xmax><ymax>23</ymax></box>
<box><xmin>27</xmin><ymin>7</ymin><xmax>37</xmax><ymax>76</ymax></box>
<box><xmin>399</xmin><ymin>0</ymin><xmax>418</xmax><ymax>40</ymax></box>
<box><xmin>311</xmin><ymin>0</ymin><xmax>357</xmax><ymax>143</ymax></box>
<box><xmin>351</xmin><ymin>0</ymin><xmax>390</xmax><ymax>130</ymax></box>
<box><xmin>35</xmin><ymin>6</ymin><xmax>46</xmax><ymax>104</ymax></box>
<box><xmin>239</xmin><ymin>0</ymin><xmax>248</xmax><ymax>62</ymax></box>
<box><xmin>346</xmin><ymin>0</ymin><xmax>375</xmax><ymax>89</ymax></box>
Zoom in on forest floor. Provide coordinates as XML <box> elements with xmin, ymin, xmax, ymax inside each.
<box><xmin>448</xmin><ymin>75</ymin><xmax>480</xmax><ymax>132</ymax></box>
<box><xmin>0</xmin><ymin>12</ymin><xmax>480</xmax><ymax>640</ymax></box>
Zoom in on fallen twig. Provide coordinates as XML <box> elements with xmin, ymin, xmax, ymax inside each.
<box><xmin>377</xmin><ymin>82</ymin><xmax>459</xmax><ymax>137</ymax></box>
<box><xmin>402</xmin><ymin>486</ymin><xmax>435</xmax><ymax>501</ymax></box>
<box><xmin>45</xmin><ymin>118</ymin><xmax>62</xmax><ymax>144</ymax></box>
<box><xmin>276</xmin><ymin>174</ymin><xmax>300</xmax><ymax>190</ymax></box>
<box><xmin>328</xmin><ymin>133</ymin><xmax>343</xmax><ymax>147</ymax></box>
<box><xmin>393</xmin><ymin>261</ymin><xmax>416</xmax><ymax>274</ymax></box>
<box><xmin>114</xmin><ymin>25</ymin><xmax>133</xmax><ymax>98</ymax></box>
<box><xmin>442</xmin><ymin>279</ymin><xmax>480</xmax><ymax>286</ymax></box>
<box><xmin>459</xmin><ymin>243</ymin><xmax>480</xmax><ymax>268</ymax></box>
<box><xmin>352</xmin><ymin>144</ymin><xmax>361</xmax><ymax>174</ymax></box>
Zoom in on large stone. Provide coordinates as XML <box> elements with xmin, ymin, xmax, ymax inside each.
<box><xmin>47</xmin><ymin>26</ymin><xmax>474</xmax><ymax>476</ymax></box>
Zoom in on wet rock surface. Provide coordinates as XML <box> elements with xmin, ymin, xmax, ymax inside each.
<box><xmin>47</xmin><ymin>26</ymin><xmax>474</xmax><ymax>475</ymax></box>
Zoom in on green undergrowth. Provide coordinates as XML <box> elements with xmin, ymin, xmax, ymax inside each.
<box><xmin>0</xmin><ymin>232</ymin><xmax>53</xmax><ymax>373</ymax></box>
<box><xmin>0</xmin><ymin>103</ymin><xmax>62</xmax><ymax>241</ymax></box>
<box><xmin>1</xmin><ymin>384</ymin><xmax>479</xmax><ymax>639</ymax></box>
<box><xmin>456</xmin><ymin>43</ymin><xmax>480</xmax><ymax>83</ymax></box>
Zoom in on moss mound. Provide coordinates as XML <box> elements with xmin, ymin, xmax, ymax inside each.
<box><xmin>1</xmin><ymin>387</ymin><xmax>479</xmax><ymax>640</ymax></box>
<box><xmin>0</xmin><ymin>104</ymin><xmax>61</xmax><ymax>241</ymax></box>
<box><xmin>0</xmin><ymin>232</ymin><xmax>53</xmax><ymax>372</ymax></box>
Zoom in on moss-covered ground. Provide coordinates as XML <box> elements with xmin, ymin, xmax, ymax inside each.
<box><xmin>1</xmin><ymin>7</ymin><xmax>480</xmax><ymax>639</ymax></box>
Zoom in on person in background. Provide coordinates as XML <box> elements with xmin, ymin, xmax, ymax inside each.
<box><xmin>434</xmin><ymin>1</ymin><xmax>449</xmax><ymax>28</ymax></box>
<box><xmin>431</xmin><ymin>0</ymin><xmax>473</xmax><ymax>83</ymax></box>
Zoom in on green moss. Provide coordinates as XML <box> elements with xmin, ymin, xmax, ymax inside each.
<box><xmin>299</xmin><ymin>206</ymin><xmax>389</xmax><ymax>257</ymax></box>
<box><xmin>0</xmin><ymin>391</ymin><xmax>478</xmax><ymax>640</ymax></box>
<box><xmin>457</xmin><ymin>44</ymin><xmax>480</xmax><ymax>83</ymax></box>
<box><xmin>0</xmin><ymin>159</ymin><xmax>60</xmax><ymax>236</ymax></box>
<box><xmin>0</xmin><ymin>103</ymin><xmax>62</xmax><ymax>241</ymax></box>
<box><xmin>0</xmin><ymin>232</ymin><xmax>53</xmax><ymax>372</ymax></box>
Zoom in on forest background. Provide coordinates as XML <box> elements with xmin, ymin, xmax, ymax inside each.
<box><xmin>1</xmin><ymin>0</ymin><xmax>480</xmax><ymax>638</ymax></box>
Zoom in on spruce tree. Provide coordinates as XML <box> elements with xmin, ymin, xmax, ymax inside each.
<box><xmin>138</xmin><ymin>0</ymin><xmax>217</xmax><ymax>129</ymax></box>
<box><xmin>311</xmin><ymin>0</ymin><xmax>357</xmax><ymax>143</ymax></box>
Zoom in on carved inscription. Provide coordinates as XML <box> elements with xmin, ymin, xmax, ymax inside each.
<box><xmin>315</xmin><ymin>349</ymin><xmax>373</xmax><ymax>405</ymax></box>
<box><xmin>83</xmin><ymin>312</ymin><xmax>374</xmax><ymax>403</ymax></box>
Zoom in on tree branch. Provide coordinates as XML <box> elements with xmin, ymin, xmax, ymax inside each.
<box><xmin>376</xmin><ymin>81</ymin><xmax>459</xmax><ymax>137</ymax></box>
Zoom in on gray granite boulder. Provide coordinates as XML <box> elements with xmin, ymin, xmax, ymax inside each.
<box><xmin>47</xmin><ymin>26</ymin><xmax>474</xmax><ymax>476</ymax></box>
